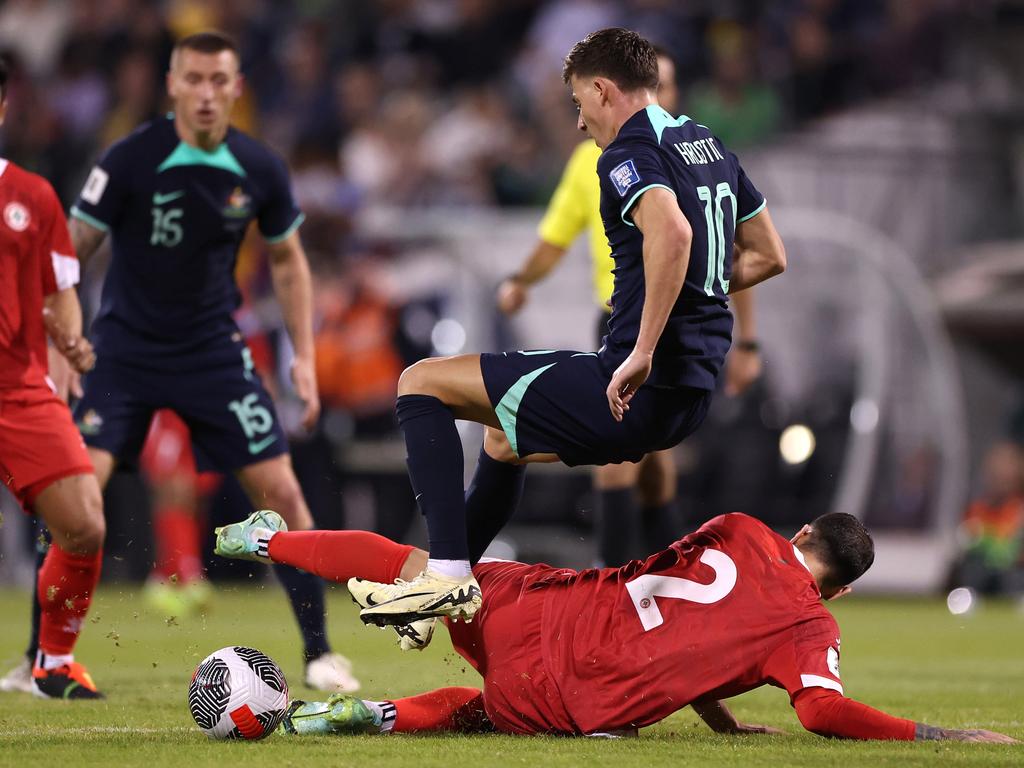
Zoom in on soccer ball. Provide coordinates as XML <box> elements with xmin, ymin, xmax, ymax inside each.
<box><xmin>188</xmin><ymin>646</ymin><xmax>289</xmax><ymax>740</ymax></box>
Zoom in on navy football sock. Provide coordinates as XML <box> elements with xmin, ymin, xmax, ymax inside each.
<box><xmin>596</xmin><ymin>488</ymin><xmax>638</xmax><ymax>567</ymax></box>
<box><xmin>396</xmin><ymin>394</ymin><xmax>468</xmax><ymax>561</ymax></box>
<box><xmin>25</xmin><ymin>523</ymin><xmax>49</xmax><ymax>662</ymax></box>
<box><xmin>273</xmin><ymin>564</ymin><xmax>330</xmax><ymax>664</ymax></box>
<box><xmin>642</xmin><ymin>502</ymin><xmax>679</xmax><ymax>553</ymax></box>
<box><xmin>465</xmin><ymin>446</ymin><xmax>526</xmax><ymax>564</ymax></box>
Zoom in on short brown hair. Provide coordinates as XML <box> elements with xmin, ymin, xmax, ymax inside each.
<box><xmin>562</xmin><ymin>28</ymin><xmax>659</xmax><ymax>92</ymax></box>
<box><xmin>173</xmin><ymin>30</ymin><xmax>240</xmax><ymax>60</ymax></box>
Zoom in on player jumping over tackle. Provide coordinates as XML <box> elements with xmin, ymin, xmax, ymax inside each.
<box><xmin>214</xmin><ymin>508</ymin><xmax>1016</xmax><ymax>743</ymax></box>
<box><xmin>348</xmin><ymin>28</ymin><xmax>786</xmax><ymax>631</ymax></box>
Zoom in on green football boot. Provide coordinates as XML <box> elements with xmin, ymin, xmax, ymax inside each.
<box><xmin>213</xmin><ymin>509</ymin><xmax>287</xmax><ymax>563</ymax></box>
<box><xmin>278</xmin><ymin>694</ymin><xmax>381</xmax><ymax>735</ymax></box>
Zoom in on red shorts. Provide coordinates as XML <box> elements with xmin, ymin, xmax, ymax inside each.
<box><xmin>0</xmin><ymin>386</ymin><xmax>94</xmax><ymax>510</ymax></box>
<box><xmin>448</xmin><ymin>560</ymin><xmax>577</xmax><ymax>735</ymax></box>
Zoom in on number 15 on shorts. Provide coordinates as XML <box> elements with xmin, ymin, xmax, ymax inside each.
<box><xmin>228</xmin><ymin>393</ymin><xmax>276</xmax><ymax>455</ymax></box>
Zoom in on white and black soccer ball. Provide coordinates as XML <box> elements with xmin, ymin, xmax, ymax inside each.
<box><xmin>188</xmin><ymin>646</ymin><xmax>289</xmax><ymax>740</ymax></box>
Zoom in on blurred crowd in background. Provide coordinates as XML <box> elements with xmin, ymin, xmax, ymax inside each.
<box><xmin>0</xmin><ymin>0</ymin><xmax>1022</xmax><ymax>592</ymax></box>
<box><xmin>0</xmin><ymin>0</ymin><xmax>970</xmax><ymax>211</ymax></box>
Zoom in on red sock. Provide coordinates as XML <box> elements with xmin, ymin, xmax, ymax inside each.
<box><xmin>37</xmin><ymin>544</ymin><xmax>103</xmax><ymax>656</ymax></box>
<box><xmin>390</xmin><ymin>687</ymin><xmax>488</xmax><ymax>733</ymax></box>
<box><xmin>153</xmin><ymin>505</ymin><xmax>203</xmax><ymax>582</ymax></box>
<box><xmin>267</xmin><ymin>530</ymin><xmax>414</xmax><ymax>584</ymax></box>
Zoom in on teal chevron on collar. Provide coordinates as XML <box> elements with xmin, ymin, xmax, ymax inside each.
<box><xmin>157</xmin><ymin>141</ymin><xmax>246</xmax><ymax>176</ymax></box>
<box><xmin>645</xmin><ymin>104</ymin><xmax>691</xmax><ymax>143</ymax></box>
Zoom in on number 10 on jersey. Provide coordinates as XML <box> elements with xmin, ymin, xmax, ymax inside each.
<box><xmin>696</xmin><ymin>183</ymin><xmax>735</xmax><ymax>296</ymax></box>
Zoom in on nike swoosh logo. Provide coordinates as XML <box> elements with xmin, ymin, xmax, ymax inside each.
<box><xmin>372</xmin><ymin>592</ymin><xmax>435</xmax><ymax>604</ymax></box>
<box><xmin>153</xmin><ymin>190</ymin><xmax>184</xmax><ymax>205</ymax></box>
<box><xmin>247</xmin><ymin>435</ymin><xmax>277</xmax><ymax>454</ymax></box>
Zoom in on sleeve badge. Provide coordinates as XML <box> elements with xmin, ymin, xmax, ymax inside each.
<box><xmin>609</xmin><ymin>159</ymin><xmax>640</xmax><ymax>197</ymax></box>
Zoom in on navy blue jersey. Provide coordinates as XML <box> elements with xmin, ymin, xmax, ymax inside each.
<box><xmin>71</xmin><ymin>116</ymin><xmax>303</xmax><ymax>362</ymax></box>
<box><xmin>597</xmin><ymin>105</ymin><xmax>765</xmax><ymax>390</ymax></box>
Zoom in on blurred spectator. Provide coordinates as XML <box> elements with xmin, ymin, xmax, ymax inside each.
<box><xmin>0</xmin><ymin>0</ymin><xmax>71</xmax><ymax>78</ymax></box>
<box><xmin>688</xmin><ymin>22</ymin><xmax>781</xmax><ymax>149</ymax></box>
<box><xmin>340</xmin><ymin>90</ymin><xmax>434</xmax><ymax>206</ymax></box>
<box><xmin>313</xmin><ymin>257</ymin><xmax>404</xmax><ymax>424</ymax></box>
<box><xmin>949</xmin><ymin>441</ymin><xmax>1024</xmax><ymax>595</ymax></box>
<box><xmin>262</xmin><ymin>21</ymin><xmax>340</xmax><ymax>156</ymax></box>
<box><xmin>98</xmin><ymin>47</ymin><xmax>161</xmax><ymax>149</ymax></box>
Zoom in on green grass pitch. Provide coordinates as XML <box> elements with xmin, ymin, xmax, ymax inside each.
<box><xmin>0</xmin><ymin>584</ymin><xmax>1021</xmax><ymax>767</ymax></box>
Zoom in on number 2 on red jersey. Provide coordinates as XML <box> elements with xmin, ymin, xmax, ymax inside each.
<box><xmin>626</xmin><ymin>550</ymin><xmax>737</xmax><ymax>631</ymax></box>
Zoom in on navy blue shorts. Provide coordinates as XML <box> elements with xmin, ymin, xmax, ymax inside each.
<box><xmin>480</xmin><ymin>350</ymin><xmax>711</xmax><ymax>467</ymax></box>
<box><xmin>595</xmin><ymin>309</ymin><xmax>611</xmax><ymax>350</ymax></box>
<box><xmin>73</xmin><ymin>334</ymin><xmax>288</xmax><ymax>472</ymax></box>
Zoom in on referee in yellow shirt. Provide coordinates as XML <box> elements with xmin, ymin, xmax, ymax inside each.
<box><xmin>497</xmin><ymin>50</ymin><xmax>762</xmax><ymax>566</ymax></box>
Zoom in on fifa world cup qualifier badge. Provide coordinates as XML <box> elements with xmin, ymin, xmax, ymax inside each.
<box><xmin>609</xmin><ymin>160</ymin><xmax>640</xmax><ymax>197</ymax></box>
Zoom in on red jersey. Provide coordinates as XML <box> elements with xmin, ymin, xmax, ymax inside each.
<box><xmin>538</xmin><ymin>513</ymin><xmax>846</xmax><ymax>733</ymax></box>
<box><xmin>0</xmin><ymin>159</ymin><xmax>79</xmax><ymax>390</ymax></box>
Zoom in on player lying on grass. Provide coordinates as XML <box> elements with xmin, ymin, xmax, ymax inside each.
<box><xmin>215</xmin><ymin>510</ymin><xmax>1017</xmax><ymax>742</ymax></box>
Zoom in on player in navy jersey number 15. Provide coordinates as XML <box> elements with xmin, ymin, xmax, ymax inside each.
<box><xmin>354</xmin><ymin>28</ymin><xmax>787</xmax><ymax>636</ymax></box>
<box><xmin>2</xmin><ymin>32</ymin><xmax>356</xmax><ymax>693</ymax></box>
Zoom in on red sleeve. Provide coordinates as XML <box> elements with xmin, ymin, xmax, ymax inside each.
<box><xmin>38</xmin><ymin>182</ymin><xmax>78</xmax><ymax>296</ymax></box>
<box><xmin>793</xmin><ymin>688</ymin><xmax>915</xmax><ymax>740</ymax></box>
<box><xmin>763</xmin><ymin>611</ymin><xmax>845</xmax><ymax>699</ymax></box>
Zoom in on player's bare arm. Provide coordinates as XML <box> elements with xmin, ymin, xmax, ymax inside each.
<box><xmin>690</xmin><ymin>697</ymin><xmax>786</xmax><ymax>735</ymax></box>
<box><xmin>497</xmin><ymin>240</ymin><xmax>567</xmax><ymax>315</ymax></box>
<box><xmin>67</xmin><ymin>215</ymin><xmax>107</xmax><ymax>268</ymax></box>
<box><xmin>914</xmin><ymin>724</ymin><xmax>1018</xmax><ymax>743</ymax></box>
<box><xmin>42</xmin><ymin>288</ymin><xmax>95</xmax><ymax>376</ymax></box>
<box><xmin>793</xmin><ymin>686</ymin><xmax>1018</xmax><ymax>743</ymax></box>
<box><xmin>266</xmin><ymin>230</ymin><xmax>320</xmax><ymax>431</ymax></box>
<box><xmin>606</xmin><ymin>186</ymin><xmax>692</xmax><ymax>421</ymax></box>
<box><xmin>724</xmin><ymin>286</ymin><xmax>762</xmax><ymax>396</ymax></box>
<box><xmin>729</xmin><ymin>206</ymin><xmax>786</xmax><ymax>293</ymax></box>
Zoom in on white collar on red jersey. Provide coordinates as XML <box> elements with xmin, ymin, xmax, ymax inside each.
<box><xmin>0</xmin><ymin>159</ymin><xmax>8</xmax><ymax>178</ymax></box>
<box><xmin>792</xmin><ymin>545</ymin><xmax>813</xmax><ymax>575</ymax></box>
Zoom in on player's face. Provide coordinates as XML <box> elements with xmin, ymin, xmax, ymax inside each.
<box><xmin>168</xmin><ymin>49</ymin><xmax>242</xmax><ymax>138</ymax></box>
<box><xmin>570</xmin><ymin>75</ymin><xmax>611</xmax><ymax>148</ymax></box>
<box><xmin>656</xmin><ymin>55</ymin><xmax>678</xmax><ymax>115</ymax></box>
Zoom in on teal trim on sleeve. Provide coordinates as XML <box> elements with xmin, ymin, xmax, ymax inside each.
<box><xmin>620</xmin><ymin>183</ymin><xmax>676</xmax><ymax>227</ymax></box>
<box><xmin>263</xmin><ymin>212</ymin><xmax>305</xmax><ymax>244</ymax></box>
<box><xmin>644</xmin><ymin>105</ymin><xmax>691</xmax><ymax>143</ymax></box>
<box><xmin>495</xmin><ymin>363</ymin><xmax>557</xmax><ymax>458</ymax></box>
<box><xmin>157</xmin><ymin>141</ymin><xmax>247</xmax><ymax>177</ymax></box>
<box><xmin>737</xmin><ymin>198</ymin><xmax>767</xmax><ymax>223</ymax></box>
<box><xmin>69</xmin><ymin>205</ymin><xmax>110</xmax><ymax>232</ymax></box>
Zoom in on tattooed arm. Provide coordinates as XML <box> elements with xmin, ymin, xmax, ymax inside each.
<box><xmin>914</xmin><ymin>723</ymin><xmax>1018</xmax><ymax>744</ymax></box>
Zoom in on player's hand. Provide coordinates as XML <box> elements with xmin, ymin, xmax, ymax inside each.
<box><xmin>290</xmin><ymin>356</ymin><xmax>321</xmax><ymax>432</ymax></box>
<box><xmin>723</xmin><ymin>345</ymin><xmax>762</xmax><ymax>397</ymax></box>
<box><xmin>42</xmin><ymin>308</ymin><xmax>95</xmax><ymax>374</ymax></box>
<box><xmin>497</xmin><ymin>278</ymin><xmax>529</xmax><ymax>315</ymax></box>
<box><xmin>61</xmin><ymin>336</ymin><xmax>96</xmax><ymax>375</ymax></box>
<box><xmin>606</xmin><ymin>349</ymin><xmax>652</xmax><ymax>422</ymax></box>
<box><xmin>732</xmin><ymin>723</ymin><xmax>787</xmax><ymax>736</ymax></box>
